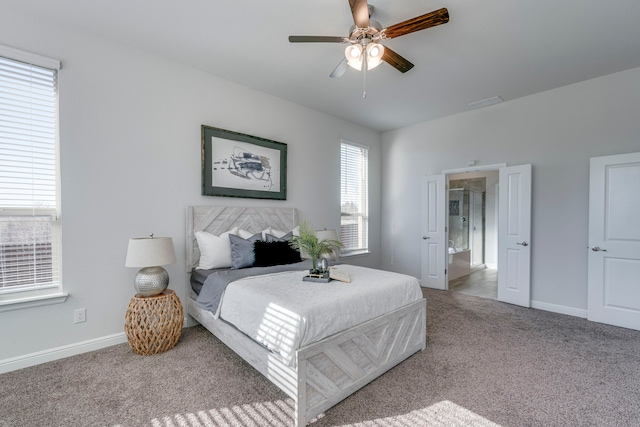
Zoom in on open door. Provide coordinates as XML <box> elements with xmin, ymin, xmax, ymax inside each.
<box><xmin>588</xmin><ymin>152</ymin><xmax>640</xmax><ymax>330</ymax></box>
<box><xmin>498</xmin><ymin>164</ymin><xmax>532</xmax><ymax>307</ymax></box>
<box><xmin>421</xmin><ymin>174</ymin><xmax>447</xmax><ymax>289</ymax></box>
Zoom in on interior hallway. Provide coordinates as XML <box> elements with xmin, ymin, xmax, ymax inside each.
<box><xmin>449</xmin><ymin>267</ymin><xmax>497</xmax><ymax>300</ymax></box>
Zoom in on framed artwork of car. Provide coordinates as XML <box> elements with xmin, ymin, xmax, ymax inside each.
<box><xmin>201</xmin><ymin>125</ymin><xmax>287</xmax><ymax>200</ymax></box>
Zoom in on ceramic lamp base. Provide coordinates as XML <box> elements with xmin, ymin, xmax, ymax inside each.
<box><xmin>134</xmin><ymin>266</ymin><xmax>169</xmax><ymax>297</ymax></box>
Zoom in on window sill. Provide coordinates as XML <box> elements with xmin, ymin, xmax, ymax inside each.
<box><xmin>0</xmin><ymin>292</ymin><xmax>69</xmax><ymax>313</ymax></box>
<box><xmin>339</xmin><ymin>250</ymin><xmax>371</xmax><ymax>259</ymax></box>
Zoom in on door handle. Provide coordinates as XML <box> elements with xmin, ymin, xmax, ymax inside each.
<box><xmin>591</xmin><ymin>246</ymin><xmax>607</xmax><ymax>252</ymax></box>
<box><xmin>422</xmin><ymin>236</ymin><xmax>430</xmax><ymax>240</ymax></box>
<box><xmin>516</xmin><ymin>241</ymin><xmax>528</xmax><ymax>247</ymax></box>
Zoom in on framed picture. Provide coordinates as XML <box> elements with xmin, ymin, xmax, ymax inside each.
<box><xmin>201</xmin><ymin>125</ymin><xmax>287</xmax><ymax>200</ymax></box>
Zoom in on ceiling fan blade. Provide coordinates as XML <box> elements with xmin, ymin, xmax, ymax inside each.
<box><xmin>384</xmin><ymin>7</ymin><xmax>449</xmax><ymax>39</ymax></box>
<box><xmin>289</xmin><ymin>36</ymin><xmax>346</xmax><ymax>43</ymax></box>
<box><xmin>349</xmin><ymin>0</ymin><xmax>370</xmax><ymax>28</ymax></box>
<box><xmin>330</xmin><ymin>58</ymin><xmax>348</xmax><ymax>78</ymax></box>
<box><xmin>382</xmin><ymin>47</ymin><xmax>414</xmax><ymax>73</ymax></box>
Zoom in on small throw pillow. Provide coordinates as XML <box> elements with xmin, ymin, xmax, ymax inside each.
<box><xmin>229</xmin><ymin>232</ymin><xmax>262</xmax><ymax>269</ymax></box>
<box><xmin>265</xmin><ymin>231</ymin><xmax>293</xmax><ymax>242</ymax></box>
<box><xmin>253</xmin><ymin>241</ymin><xmax>301</xmax><ymax>267</ymax></box>
<box><xmin>238</xmin><ymin>229</ymin><xmax>258</xmax><ymax>240</ymax></box>
<box><xmin>195</xmin><ymin>228</ymin><xmax>237</xmax><ymax>270</ymax></box>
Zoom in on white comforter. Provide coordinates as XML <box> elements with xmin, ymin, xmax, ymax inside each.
<box><xmin>219</xmin><ymin>264</ymin><xmax>424</xmax><ymax>367</ymax></box>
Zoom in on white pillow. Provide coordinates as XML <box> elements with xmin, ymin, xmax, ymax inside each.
<box><xmin>238</xmin><ymin>228</ymin><xmax>284</xmax><ymax>240</ymax></box>
<box><xmin>238</xmin><ymin>229</ymin><xmax>260</xmax><ymax>240</ymax></box>
<box><xmin>262</xmin><ymin>227</ymin><xmax>287</xmax><ymax>239</ymax></box>
<box><xmin>195</xmin><ymin>227</ymin><xmax>238</xmax><ymax>270</ymax></box>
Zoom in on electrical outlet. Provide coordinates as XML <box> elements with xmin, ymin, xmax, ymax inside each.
<box><xmin>74</xmin><ymin>308</ymin><xmax>86</xmax><ymax>323</ymax></box>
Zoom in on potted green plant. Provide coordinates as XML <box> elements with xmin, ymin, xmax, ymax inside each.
<box><xmin>290</xmin><ymin>221</ymin><xmax>342</xmax><ymax>274</ymax></box>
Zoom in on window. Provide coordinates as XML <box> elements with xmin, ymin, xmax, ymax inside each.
<box><xmin>0</xmin><ymin>45</ymin><xmax>63</xmax><ymax>308</ymax></box>
<box><xmin>340</xmin><ymin>140</ymin><xmax>368</xmax><ymax>254</ymax></box>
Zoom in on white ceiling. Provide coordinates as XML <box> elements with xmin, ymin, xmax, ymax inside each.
<box><xmin>6</xmin><ymin>0</ymin><xmax>640</xmax><ymax>132</ymax></box>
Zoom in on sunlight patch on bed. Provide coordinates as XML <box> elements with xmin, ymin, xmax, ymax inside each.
<box><xmin>145</xmin><ymin>399</ymin><xmax>499</xmax><ymax>427</ymax></box>
<box><xmin>255</xmin><ymin>303</ymin><xmax>301</xmax><ymax>359</ymax></box>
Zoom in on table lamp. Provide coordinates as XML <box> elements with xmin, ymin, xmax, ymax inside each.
<box><xmin>315</xmin><ymin>229</ymin><xmax>341</xmax><ymax>261</ymax></box>
<box><xmin>125</xmin><ymin>234</ymin><xmax>176</xmax><ymax>297</ymax></box>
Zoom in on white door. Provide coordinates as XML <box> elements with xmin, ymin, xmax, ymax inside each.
<box><xmin>421</xmin><ymin>174</ymin><xmax>447</xmax><ymax>289</ymax></box>
<box><xmin>588</xmin><ymin>152</ymin><xmax>640</xmax><ymax>330</ymax></box>
<box><xmin>498</xmin><ymin>164</ymin><xmax>532</xmax><ymax>307</ymax></box>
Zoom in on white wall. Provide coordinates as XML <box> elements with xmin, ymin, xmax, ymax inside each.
<box><xmin>0</xmin><ymin>6</ymin><xmax>381</xmax><ymax>367</ymax></box>
<box><xmin>381</xmin><ymin>66</ymin><xmax>640</xmax><ymax>314</ymax></box>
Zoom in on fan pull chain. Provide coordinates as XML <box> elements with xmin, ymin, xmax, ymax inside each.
<box><xmin>362</xmin><ymin>50</ymin><xmax>368</xmax><ymax>98</ymax></box>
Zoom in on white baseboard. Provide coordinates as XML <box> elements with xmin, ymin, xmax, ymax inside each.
<box><xmin>0</xmin><ymin>332</ymin><xmax>128</xmax><ymax>374</ymax></box>
<box><xmin>531</xmin><ymin>300</ymin><xmax>587</xmax><ymax>318</ymax></box>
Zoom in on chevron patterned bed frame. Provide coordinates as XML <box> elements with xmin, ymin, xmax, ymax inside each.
<box><xmin>186</xmin><ymin>206</ymin><xmax>426</xmax><ymax>426</ymax></box>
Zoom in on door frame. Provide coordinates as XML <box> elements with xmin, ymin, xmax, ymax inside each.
<box><xmin>444</xmin><ymin>164</ymin><xmax>505</xmax><ymax>290</ymax></box>
<box><xmin>442</xmin><ymin>164</ymin><xmax>507</xmax><ymax>175</ymax></box>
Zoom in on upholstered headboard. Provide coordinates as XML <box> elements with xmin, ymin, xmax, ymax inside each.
<box><xmin>185</xmin><ymin>206</ymin><xmax>297</xmax><ymax>272</ymax></box>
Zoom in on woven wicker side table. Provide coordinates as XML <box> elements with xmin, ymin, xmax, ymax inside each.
<box><xmin>124</xmin><ymin>289</ymin><xmax>183</xmax><ymax>356</ymax></box>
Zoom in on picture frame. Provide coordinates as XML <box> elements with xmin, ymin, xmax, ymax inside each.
<box><xmin>201</xmin><ymin>125</ymin><xmax>287</xmax><ymax>200</ymax></box>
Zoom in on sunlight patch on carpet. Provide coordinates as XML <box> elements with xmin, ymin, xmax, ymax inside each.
<box><xmin>144</xmin><ymin>399</ymin><xmax>498</xmax><ymax>427</ymax></box>
<box><xmin>336</xmin><ymin>400</ymin><xmax>501</xmax><ymax>427</ymax></box>
<box><xmin>147</xmin><ymin>398</ymin><xmax>323</xmax><ymax>427</ymax></box>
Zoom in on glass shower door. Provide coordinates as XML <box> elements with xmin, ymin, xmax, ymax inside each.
<box><xmin>470</xmin><ymin>190</ymin><xmax>485</xmax><ymax>267</ymax></box>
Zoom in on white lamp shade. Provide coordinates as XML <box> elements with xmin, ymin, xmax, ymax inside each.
<box><xmin>125</xmin><ymin>237</ymin><xmax>176</xmax><ymax>268</ymax></box>
<box><xmin>316</xmin><ymin>229</ymin><xmax>340</xmax><ymax>243</ymax></box>
<box><xmin>316</xmin><ymin>229</ymin><xmax>341</xmax><ymax>260</ymax></box>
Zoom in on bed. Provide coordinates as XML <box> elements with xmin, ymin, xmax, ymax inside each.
<box><xmin>186</xmin><ymin>206</ymin><xmax>426</xmax><ymax>426</ymax></box>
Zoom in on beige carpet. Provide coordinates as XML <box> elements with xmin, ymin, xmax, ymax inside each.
<box><xmin>1</xmin><ymin>288</ymin><xmax>639</xmax><ymax>427</ymax></box>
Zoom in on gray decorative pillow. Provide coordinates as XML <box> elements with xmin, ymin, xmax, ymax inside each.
<box><xmin>229</xmin><ymin>233</ymin><xmax>262</xmax><ymax>269</ymax></box>
<box><xmin>265</xmin><ymin>231</ymin><xmax>293</xmax><ymax>243</ymax></box>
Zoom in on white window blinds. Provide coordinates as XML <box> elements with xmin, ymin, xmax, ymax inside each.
<box><xmin>340</xmin><ymin>141</ymin><xmax>369</xmax><ymax>253</ymax></box>
<box><xmin>0</xmin><ymin>50</ymin><xmax>61</xmax><ymax>295</ymax></box>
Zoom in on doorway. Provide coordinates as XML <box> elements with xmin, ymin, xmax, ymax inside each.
<box><xmin>421</xmin><ymin>163</ymin><xmax>532</xmax><ymax>307</ymax></box>
<box><xmin>447</xmin><ymin>171</ymin><xmax>498</xmax><ymax>300</ymax></box>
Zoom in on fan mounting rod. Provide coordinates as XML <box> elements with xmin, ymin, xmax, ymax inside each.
<box><xmin>348</xmin><ymin>20</ymin><xmax>383</xmax><ymax>44</ymax></box>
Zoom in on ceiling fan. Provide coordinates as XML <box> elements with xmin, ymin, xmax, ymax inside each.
<box><xmin>288</xmin><ymin>0</ymin><xmax>449</xmax><ymax>95</ymax></box>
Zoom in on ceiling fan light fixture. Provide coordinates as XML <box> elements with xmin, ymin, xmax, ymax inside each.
<box><xmin>345</xmin><ymin>44</ymin><xmax>363</xmax><ymax>69</ymax></box>
<box><xmin>366</xmin><ymin>42</ymin><xmax>384</xmax><ymax>69</ymax></box>
<box><xmin>345</xmin><ymin>42</ymin><xmax>384</xmax><ymax>71</ymax></box>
